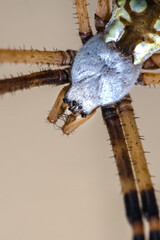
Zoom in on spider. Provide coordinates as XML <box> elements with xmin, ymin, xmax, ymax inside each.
<box><xmin>0</xmin><ymin>0</ymin><xmax>160</xmax><ymax>240</ymax></box>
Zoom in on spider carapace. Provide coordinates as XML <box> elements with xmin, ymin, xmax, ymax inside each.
<box><xmin>0</xmin><ymin>0</ymin><xmax>160</xmax><ymax>240</ymax></box>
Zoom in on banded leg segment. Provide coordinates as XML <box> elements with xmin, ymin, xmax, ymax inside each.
<box><xmin>0</xmin><ymin>49</ymin><xmax>76</xmax><ymax>66</ymax></box>
<box><xmin>95</xmin><ymin>0</ymin><xmax>112</xmax><ymax>32</ymax></box>
<box><xmin>138</xmin><ymin>73</ymin><xmax>160</xmax><ymax>85</ymax></box>
<box><xmin>117</xmin><ymin>95</ymin><xmax>160</xmax><ymax>240</ymax></box>
<box><xmin>0</xmin><ymin>68</ymin><xmax>71</xmax><ymax>95</ymax></box>
<box><xmin>74</xmin><ymin>0</ymin><xmax>93</xmax><ymax>44</ymax></box>
<box><xmin>101</xmin><ymin>105</ymin><xmax>145</xmax><ymax>240</ymax></box>
<box><xmin>148</xmin><ymin>54</ymin><xmax>160</xmax><ymax>69</ymax></box>
<box><xmin>143</xmin><ymin>56</ymin><xmax>159</xmax><ymax>70</ymax></box>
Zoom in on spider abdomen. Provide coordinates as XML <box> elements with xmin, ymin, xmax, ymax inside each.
<box><xmin>65</xmin><ymin>33</ymin><xmax>142</xmax><ymax>115</ymax></box>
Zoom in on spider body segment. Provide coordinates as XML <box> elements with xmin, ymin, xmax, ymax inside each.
<box><xmin>64</xmin><ymin>33</ymin><xmax>141</xmax><ymax>116</ymax></box>
<box><xmin>1</xmin><ymin>0</ymin><xmax>160</xmax><ymax>240</ymax></box>
<box><xmin>106</xmin><ymin>0</ymin><xmax>160</xmax><ymax>64</ymax></box>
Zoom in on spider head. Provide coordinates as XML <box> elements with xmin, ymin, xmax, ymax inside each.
<box><xmin>63</xmin><ymin>97</ymin><xmax>87</xmax><ymax>118</ymax></box>
<box><xmin>63</xmin><ymin>33</ymin><xmax>142</xmax><ymax>117</ymax></box>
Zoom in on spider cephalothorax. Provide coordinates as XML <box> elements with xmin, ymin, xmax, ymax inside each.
<box><xmin>64</xmin><ymin>33</ymin><xmax>142</xmax><ymax>116</ymax></box>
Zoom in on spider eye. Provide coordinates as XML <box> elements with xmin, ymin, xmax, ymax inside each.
<box><xmin>73</xmin><ymin>100</ymin><xmax>77</xmax><ymax>106</ymax></box>
<box><xmin>81</xmin><ymin>113</ymin><xmax>87</xmax><ymax>118</ymax></box>
<box><xmin>63</xmin><ymin>98</ymin><xmax>69</xmax><ymax>103</ymax></box>
<box><xmin>78</xmin><ymin>105</ymin><xmax>82</xmax><ymax>110</ymax></box>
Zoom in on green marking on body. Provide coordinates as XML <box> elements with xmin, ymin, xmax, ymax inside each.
<box><xmin>154</xmin><ymin>19</ymin><xmax>160</xmax><ymax>31</ymax></box>
<box><xmin>133</xmin><ymin>34</ymin><xmax>160</xmax><ymax>64</ymax></box>
<box><xmin>129</xmin><ymin>0</ymin><xmax>147</xmax><ymax>13</ymax></box>
<box><xmin>105</xmin><ymin>0</ymin><xmax>131</xmax><ymax>43</ymax></box>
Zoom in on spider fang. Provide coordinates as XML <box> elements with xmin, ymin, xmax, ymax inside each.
<box><xmin>48</xmin><ymin>85</ymin><xmax>96</xmax><ymax>135</ymax></box>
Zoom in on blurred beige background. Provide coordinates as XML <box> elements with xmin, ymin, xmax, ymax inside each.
<box><xmin>0</xmin><ymin>0</ymin><xmax>160</xmax><ymax>239</ymax></box>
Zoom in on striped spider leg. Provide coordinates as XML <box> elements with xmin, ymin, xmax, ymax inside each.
<box><xmin>0</xmin><ymin>0</ymin><xmax>160</xmax><ymax>240</ymax></box>
<box><xmin>102</xmin><ymin>1</ymin><xmax>160</xmax><ymax>240</ymax></box>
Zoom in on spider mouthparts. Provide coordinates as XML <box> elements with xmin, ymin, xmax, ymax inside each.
<box><xmin>63</xmin><ymin>98</ymin><xmax>85</xmax><ymax>116</ymax></box>
<box><xmin>68</xmin><ymin>106</ymin><xmax>76</xmax><ymax>112</ymax></box>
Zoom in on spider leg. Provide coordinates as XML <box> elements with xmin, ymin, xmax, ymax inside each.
<box><xmin>47</xmin><ymin>85</ymin><xmax>70</xmax><ymax>124</ymax></box>
<box><xmin>137</xmin><ymin>55</ymin><xmax>160</xmax><ymax>85</ymax></box>
<box><xmin>150</xmin><ymin>53</ymin><xmax>160</xmax><ymax>68</ymax></box>
<box><xmin>117</xmin><ymin>95</ymin><xmax>160</xmax><ymax>240</ymax></box>
<box><xmin>74</xmin><ymin>0</ymin><xmax>93</xmax><ymax>44</ymax></box>
<box><xmin>138</xmin><ymin>72</ymin><xmax>160</xmax><ymax>86</ymax></box>
<box><xmin>0</xmin><ymin>49</ymin><xmax>76</xmax><ymax>66</ymax></box>
<box><xmin>102</xmin><ymin>104</ymin><xmax>145</xmax><ymax>240</ymax></box>
<box><xmin>62</xmin><ymin>109</ymin><xmax>96</xmax><ymax>135</ymax></box>
<box><xmin>95</xmin><ymin>0</ymin><xmax>112</xmax><ymax>32</ymax></box>
<box><xmin>143</xmin><ymin>56</ymin><xmax>160</xmax><ymax>70</ymax></box>
<box><xmin>0</xmin><ymin>68</ymin><xmax>71</xmax><ymax>95</ymax></box>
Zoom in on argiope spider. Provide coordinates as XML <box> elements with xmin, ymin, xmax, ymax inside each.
<box><xmin>1</xmin><ymin>0</ymin><xmax>160</xmax><ymax>240</ymax></box>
